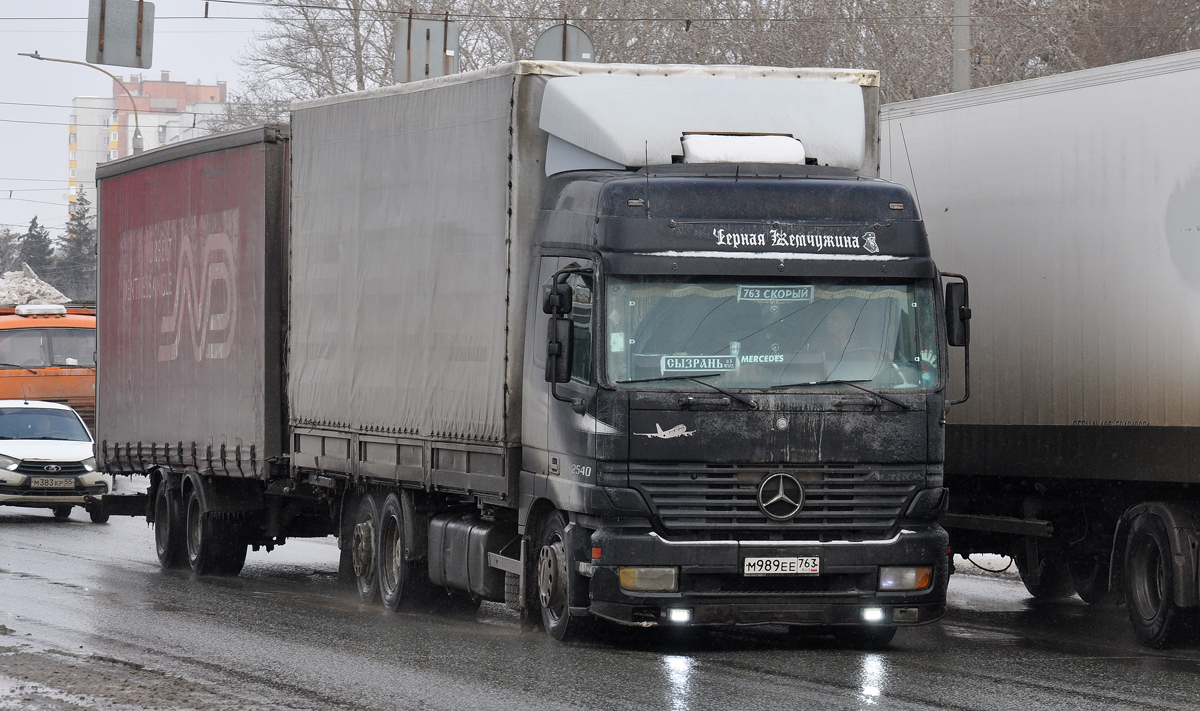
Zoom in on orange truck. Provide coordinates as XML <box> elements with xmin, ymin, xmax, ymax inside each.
<box><xmin>0</xmin><ymin>304</ymin><xmax>96</xmax><ymax>426</ymax></box>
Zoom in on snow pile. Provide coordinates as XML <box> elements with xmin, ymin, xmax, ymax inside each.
<box><xmin>0</xmin><ymin>264</ymin><xmax>69</xmax><ymax>305</ymax></box>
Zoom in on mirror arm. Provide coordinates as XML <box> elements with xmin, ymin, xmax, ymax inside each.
<box><xmin>940</xmin><ymin>271</ymin><xmax>971</xmax><ymax>407</ymax></box>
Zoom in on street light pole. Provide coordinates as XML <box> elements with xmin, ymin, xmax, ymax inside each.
<box><xmin>18</xmin><ymin>51</ymin><xmax>144</xmax><ymax>154</ymax></box>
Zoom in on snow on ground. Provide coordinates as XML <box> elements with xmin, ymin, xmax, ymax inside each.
<box><xmin>0</xmin><ymin>264</ymin><xmax>68</xmax><ymax>305</ymax></box>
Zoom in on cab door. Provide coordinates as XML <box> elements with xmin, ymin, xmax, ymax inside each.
<box><xmin>545</xmin><ymin>259</ymin><xmax>598</xmax><ymax>497</ymax></box>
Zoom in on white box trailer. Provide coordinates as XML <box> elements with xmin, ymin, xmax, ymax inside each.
<box><xmin>880</xmin><ymin>50</ymin><xmax>1200</xmax><ymax>647</ymax></box>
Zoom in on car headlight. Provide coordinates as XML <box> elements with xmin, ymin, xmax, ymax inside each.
<box><xmin>0</xmin><ymin>454</ymin><xmax>20</xmax><ymax>471</ymax></box>
<box><xmin>82</xmin><ymin>456</ymin><xmax>96</xmax><ymax>472</ymax></box>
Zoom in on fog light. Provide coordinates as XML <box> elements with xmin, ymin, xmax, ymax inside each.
<box><xmin>618</xmin><ymin>566</ymin><xmax>679</xmax><ymax>592</ymax></box>
<box><xmin>667</xmin><ymin>608</ymin><xmax>692</xmax><ymax>624</ymax></box>
<box><xmin>878</xmin><ymin>566</ymin><xmax>933</xmax><ymax>591</ymax></box>
<box><xmin>862</xmin><ymin>607</ymin><xmax>885</xmax><ymax>623</ymax></box>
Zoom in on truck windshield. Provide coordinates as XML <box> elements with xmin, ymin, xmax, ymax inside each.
<box><xmin>606</xmin><ymin>276</ymin><xmax>938</xmax><ymax>390</ymax></box>
<box><xmin>0</xmin><ymin>328</ymin><xmax>96</xmax><ymax>368</ymax></box>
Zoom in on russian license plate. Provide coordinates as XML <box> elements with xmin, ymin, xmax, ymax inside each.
<box><xmin>30</xmin><ymin>477</ymin><xmax>75</xmax><ymax>489</ymax></box>
<box><xmin>743</xmin><ymin>556</ymin><xmax>820</xmax><ymax>576</ymax></box>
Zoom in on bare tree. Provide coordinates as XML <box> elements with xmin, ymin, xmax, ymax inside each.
<box><xmin>214</xmin><ymin>0</ymin><xmax>1200</xmax><ymax>130</ymax></box>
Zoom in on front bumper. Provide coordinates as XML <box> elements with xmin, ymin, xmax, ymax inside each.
<box><xmin>0</xmin><ymin>473</ymin><xmax>110</xmax><ymax>507</ymax></box>
<box><xmin>588</xmin><ymin>525</ymin><xmax>949</xmax><ymax>627</ymax></box>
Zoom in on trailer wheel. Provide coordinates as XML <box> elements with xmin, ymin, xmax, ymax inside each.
<box><xmin>352</xmin><ymin>494</ymin><xmax>381</xmax><ymax>604</ymax></box>
<box><xmin>184</xmin><ymin>486</ymin><xmax>247</xmax><ymax>576</ymax></box>
<box><xmin>1123</xmin><ymin>513</ymin><xmax>1196</xmax><ymax>648</ymax></box>
<box><xmin>377</xmin><ymin>493</ymin><xmax>418</xmax><ymax>611</ymax></box>
<box><xmin>535</xmin><ymin>511</ymin><xmax>587</xmax><ymax>641</ymax></box>
<box><xmin>52</xmin><ymin>505</ymin><xmax>72</xmax><ymax>520</ymax></box>
<box><xmin>1014</xmin><ymin>539</ymin><xmax>1075</xmax><ymax>600</ymax></box>
<box><xmin>88</xmin><ymin>507</ymin><xmax>110</xmax><ymax>524</ymax></box>
<box><xmin>153</xmin><ymin>482</ymin><xmax>187</xmax><ymax>569</ymax></box>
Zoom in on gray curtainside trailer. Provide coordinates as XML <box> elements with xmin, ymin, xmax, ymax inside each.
<box><xmin>97</xmin><ymin>61</ymin><xmax>971</xmax><ymax>644</ymax></box>
<box><xmin>881</xmin><ymin>49</ymin><xmax>1200</xmax><ymax>647</ymax></box>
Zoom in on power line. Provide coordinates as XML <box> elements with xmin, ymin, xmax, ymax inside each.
<box><xmin>0</xmin><ymin>9</ymin><xmax>1194</xmax><ymax>30</ymax></box>
<box><xmin>0</xmin><ymin>196</ymin><xmax>69</xmax><ymax>207</ymax></box>
<box><xmin>0</xmin><ymin>118</ymin><xmax>120</xmax><ymax>128</ymax></box>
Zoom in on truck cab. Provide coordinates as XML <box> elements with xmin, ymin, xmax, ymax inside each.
<box><xmin>0</xmin><ymin>304</ymin><xmax>97</xmax><ymax>426</ymax></box>
<box><xmin>523</xmin><ymin>164</ymin><xmax>958</xmax><ymax>638</ymax></box>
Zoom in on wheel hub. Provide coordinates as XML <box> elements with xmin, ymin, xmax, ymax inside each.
<box><xmin>537</xmin><ymin>540</ymin><xmax>567</xmax><ymax>613</ymax></box>
<box><xmin>352</xmin><ymin>520</ymin><xmax>375</xmax><ymax>578</ymax></box>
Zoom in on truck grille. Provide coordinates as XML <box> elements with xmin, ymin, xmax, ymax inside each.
<box><xmin>15</xmin><ymin>461</ymin><xmax>89</xmax><ymax>475</ymax></box>
<box><xmin>629</xmin><ymin>466</ymin><xmax>922</xmax><ymax>542</ymax></box>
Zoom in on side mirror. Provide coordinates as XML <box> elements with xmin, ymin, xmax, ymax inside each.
<box><xmin>545</xmin><ymin>316</ymin><xmax>573</xmax><ymax>383</ymax></box>
<box><xmin>542</xmin><ymin>281</ymin><xmax>574</xmax><ymax>315</ymax></box>
<box><xmin>945</xmin><ymin>281</ymin><xmax>971</xmax><ymax>347</ymax></box>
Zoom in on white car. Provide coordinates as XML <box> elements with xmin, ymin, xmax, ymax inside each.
<box><xmin>0</xmin><ymin>400</ymin><xmax>111</xmax><ymax>523</ymax></box>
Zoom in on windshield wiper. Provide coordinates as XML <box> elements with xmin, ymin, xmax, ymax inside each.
<box><xmin>769</xmin><ymin>378</ymin><xmax>913</xmax><ymax>411</ymax></box>
<box><xmin>0</xmin><ymin>363</ymin><xmax>41</xmax><ymax>375</ymax></box>
<box><xmin>617</xmin><ymin>373</ymin><xmax>758</xmax><ymax>410</ymax></box>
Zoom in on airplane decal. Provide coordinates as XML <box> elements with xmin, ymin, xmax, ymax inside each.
<box><xmin>635</xmin><ymin>423</ymin><xmax>696</xmax><ymax>439</ymax></box>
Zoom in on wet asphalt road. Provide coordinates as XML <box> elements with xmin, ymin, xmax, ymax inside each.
<box><xmin>3</xmin><ymin>494</ymin><xmax>1200</xmax><ymax>710</ymax></box>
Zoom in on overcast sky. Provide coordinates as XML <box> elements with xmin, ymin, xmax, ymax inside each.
<box><xmin>0</xmin><ymin>0</ymin><xmax>269</xmax><ymax>234</ymax></box>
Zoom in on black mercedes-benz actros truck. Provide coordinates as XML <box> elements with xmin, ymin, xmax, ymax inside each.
<box><xmin>95</xmin><ymin>61</ymin><xmax>969</xmax><ymax>645</ymax></box>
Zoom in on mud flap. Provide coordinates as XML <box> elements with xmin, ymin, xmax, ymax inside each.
<box><xmin>563</xmin><ymin>520</ymin><xmax>593</xmax><ymax>610</ymax></box>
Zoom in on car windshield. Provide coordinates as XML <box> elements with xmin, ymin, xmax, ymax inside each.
<box><xmin>0</xmin><ymin>328</ymin><xmax>95</xmax><ymax>368</ymax></box>
<box><xmin>0</xmin><ymin>407</ymin><xmax>91</xmax><ymax>441</ymax></box>
<box><xmin>606</xmin><ymin>276</ymin><xmax>939</xmax><ymax>390</ymax></box>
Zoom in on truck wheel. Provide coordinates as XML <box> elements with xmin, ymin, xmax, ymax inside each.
<box><xmin>1123</xmin><ymin>513</ymin><xmax>1197</xmax><ymax>648</ymax></box>
<box><xmin>184</xmin><ymin>486</ymin><xmax>247</xmax><ymax>576</ymax></box>
<box><xmin>1014</xmin><ymin>539</ymin><xmax>1076</xmax><ymax>599</ymax></box>
<box><xmin>535</xmin><ymin>511</ymin><xmax>587</xmax><ymax>641</ymax></box>
<box><xmin>377</xmin><ymin>493</ymin><xmax>417</xmax><ymax>611</ymax></box>
<box><xmin>153</xmin><ymin>482</ymin><xmax>187</xmax><ymax>569</ymax></box>
<box><xmin>52</xmin><ymin>505</ymin><xmax>72</xmax><ymax>520</ymax></box>
<box><xmin>1068</xmin><ymin>549</ymin><xmax>1111</xmax><ymax>605</ymax></box>
<box><xmin>352</xmin><ymin>494</ymin><xmax>381</xmax><ymax>604</ymax></box>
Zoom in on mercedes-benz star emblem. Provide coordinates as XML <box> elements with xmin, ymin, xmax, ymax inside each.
<box><xmin>42</xmin><ymin>465</ymin><xmax>62</xmax><ymax>472</ymax></box>
<box><xmin>757</xmin><ymin>472</ymin><xmax>804</xmax><ymax>521</ymax></box>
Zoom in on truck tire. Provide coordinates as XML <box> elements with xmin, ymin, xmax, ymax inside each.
<box><xmin>183</xmin><ymin>486</ymin><xmax>247</xmax><ymax>576</ymax></box>
<box><xmin>535</xmin><ymin>511</ymin><xmax>588</xmax><ymax>641</ymax></box>
<box><xmin>1123</xmin><ymin>513</ymin><xmax>1197</xmax><ymax>648</ymax></box>
<box><xmin>153</xmin><ymin>482</ymin><xmax>187</xmax><ymax>569</ymax></box>
<box><xmin>377</xmin><ymin>493</ymin><xmax>418</xmax><ymax>611</ymax></box>
<box><xmin>1014</xmin><ymin>539</ymin><xmax>1076</xmax><ymax>600</ymax></box>
<box><xmin>352</xmin><ymin>494</ymin><xmax>381</xmax><ymax>604</ymax></box>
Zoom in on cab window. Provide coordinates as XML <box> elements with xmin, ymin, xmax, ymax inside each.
<box><xmin>566</xmin><ymin>272</ymin><xmax>593</xmax><ymax>383</ymax></box>
<box><xmin>0</xmin><ymin>329</ymin><xmax>48</xmax><ymax>367</ymax></box>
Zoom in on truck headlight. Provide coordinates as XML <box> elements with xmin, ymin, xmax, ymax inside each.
<box><xmin>878</xmin><ymin>566</ymin><xmax>932</xmax><ymax>591</ymax></box>
<box><xmin>0</xmin><ymin>454</ymin><xmax>19</xmax><ymax>471</ymax></box>
<box><xmin>82</xmin><ymin>457</ymin><xmax>96</xmax><ymax>472</ymax></box>
<box><xmin>618</xmin><ymin>566</ymin><xmax>679</xmax><ymax>593</ymax></box>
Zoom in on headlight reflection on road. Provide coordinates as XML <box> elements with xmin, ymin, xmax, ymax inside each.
<box><xmin>860</xmin><ymin>653</ymin><xmax>885</xmax><ymax>702</ymax></box>
<box><xmin>664</xmin><ymin>655</ymin><xmax>694</xmax><ymax>710</ymax></box>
